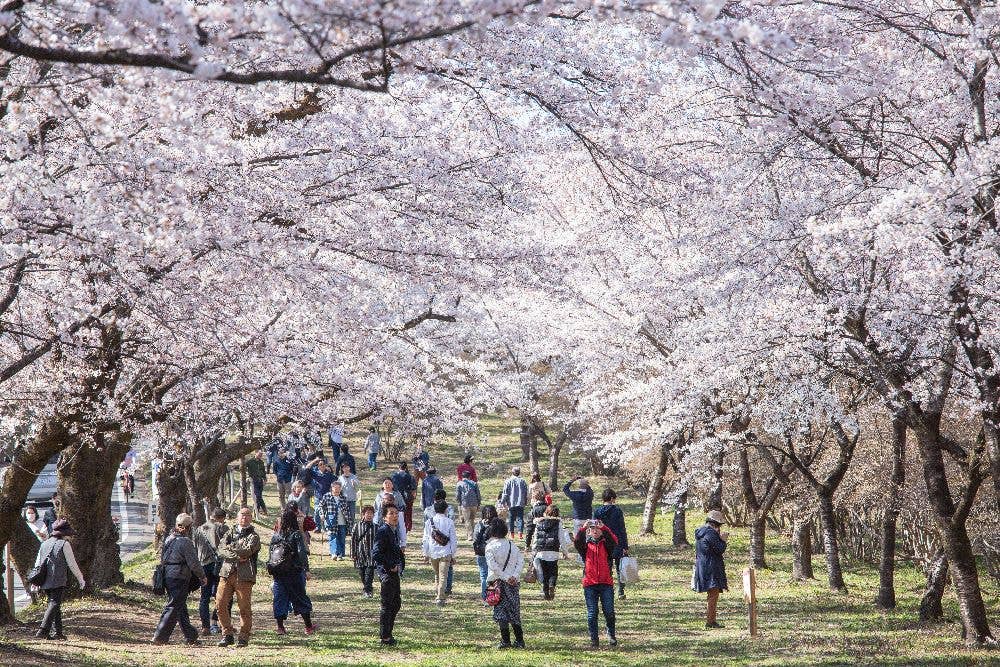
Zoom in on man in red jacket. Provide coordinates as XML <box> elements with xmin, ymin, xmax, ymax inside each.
<box><xmin>573</xmin><ymin>519</ymin><xmax>619</xmax><ymax>648</ymax></box>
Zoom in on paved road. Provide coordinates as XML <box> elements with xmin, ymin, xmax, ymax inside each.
<box><xmin>10</xmin><ymin>475</ymin><xmax>154</xmax><ymax>611</ymax></box>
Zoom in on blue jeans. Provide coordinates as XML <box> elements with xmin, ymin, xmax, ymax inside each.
<box><xmin>367</xmin><ymin>452</ymin><xmax>378</xmax><ymax>470</ymax></box>
<box><xmin>272</xmin><ymin>572</ymin><xmax>312</xmax><ymax>621</ymax></box>
<box><xmin>476</xmin><ymin>555</ymin><xmax>489</xmax><ymax>600</ymax></box>
<box><xmin>508</xmin><ymin>506</ymin><xmax>524</xmax><ymax>535</ymax></box>
<box><xmin>583</xmin><ymin>584</ymin><xmax>616</xmax><ymax>642</ymax></box>
<box><xmin>446</xmin><ymin>561</ymin><xmax>454</xmax><ymax>594</ymax></box>
<box><xmin>329</xmin><ymin>525</ymin><xmax>347</xmax><ymax>557</ymax></box>
<box><xmin>198</xmin><ymin>567</ymin><xmax>220</xmax><ymax>629</ymax></box>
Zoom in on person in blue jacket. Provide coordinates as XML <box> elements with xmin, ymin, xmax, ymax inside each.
<box><xmin>594</xmin><ymin>487</ymin><xmax>629</xmax><ymax>599</ymax></box>
<box><xmin>273</xmin><ymin>450</ymin><xmax>296</xmax><ymax>506</ymax></box>
<box><xmin>335</xmin><ymin>444</ymin><xmax>357</xmax><ymax>476</ymax></box>
<box><xmin>421</xmin><ymin>468</ymin><xmax>444</xmax><ymax>510</ymax></box>
<box><xmin>372</xmin><ymin>505</ymin><xmax>405</xmax><ymax>646</ymax></box>
<box><xmin>563</xmin><ymin>476</ymin><xmax>594</xmax><ymax>534</ymax></box>
<box><xmin>693</xmin><ymin>510</ymin><xmax>729</xmax><ymax>629</ymax></box>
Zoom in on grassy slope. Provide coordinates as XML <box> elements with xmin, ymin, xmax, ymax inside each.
<box><xmin>2</xmin><ymin>414</ymin><xmax>998</xmax><ymax>666</ymax></box>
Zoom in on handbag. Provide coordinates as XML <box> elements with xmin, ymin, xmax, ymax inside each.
<box><xmin>27</xmin><ymin>560</ymin><xmax>48</xmax><ymax>588</ymax></box>
<box><xmin>152</xmin><ymin>563</ymin><xmax>166</xmax><ymax>595</ymax></box>
<box><xmin>523</xmin><ymin>564</ymin><xmax>538</xmax><ymax>584</ymax></box>
<box><xmin>430</xmin><ymin>517</ymin><xmax>450</xmax><ymax>547</ymax></box>
<box><xmin>619</xmin><ymin>556</ymin><xmax>640</xmax><ymax>584</ymax></box>
<box><xmin>486</xmin><ymin>541</ymin><xmax>513</xmax><ymax>607</ymax></box>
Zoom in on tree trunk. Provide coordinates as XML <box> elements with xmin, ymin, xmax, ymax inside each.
<box><xmin>672</xmin><ymin>490</ymin><xmax>690</xmax><ymax>546</ymax></box>
<box><xmin>155</xmin><ymin>460</ymin><xmax>189</xmax><ymax>543</ymax></box>
<box><xmin>706</xmin><ymin>448</ymin><xmax>724</xmax><ymax>511</ymax></box>
<box><xmin>640</xmin><ymin>441</ymin><xmax>671</xmax><ymax>536</ymax></box>
<box><xmin>876</xmin><ymin>415</ymin><xmax>906</xmax><ymax>609</ymax></box>
<box><xmin>58</xmin><ymin>431</ymin><xmax>132</xmax><ymax>591</ymax></box>
<box><xmin>547</xmin><ymin>434</ymin><xmax>564</xmax><ymax>490</ymax></box>
<box><xmin>527</xmin><ymin>434</ymin><xmax>540</xmax><ymax>479</ymax></box>
<box><xmin>749</xmin><ymin>516</ymin><xmax>767</xmax><ymax>570</ymax></box>
<box><xmin>518</xmin><ymin>417</ymin><xmax>531</xmax><ymax>464</ymax></box>
<box><xmin>919</xmin><ymin>552</ymin><xmax>948</xmax><ymax>622</ymax></box>
<box><xmin>791</xmin><ymin>518</ymin><xmax>814</xmax><ymax>581</ymax></box>
<box><xmin>183</xmin><ymin>460</ymin><xmax>205</xmax><ymax>526</ymax></box>
<box><xmin>817</xmin><ymin>493</ymin><xmax>847</xmax><ymax>592</ymax></box>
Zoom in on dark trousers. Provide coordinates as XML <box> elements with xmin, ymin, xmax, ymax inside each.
<box><xmin>199</xmin><ymin>568</ymin><xmax>220</xmax><ymax>629</ymax></box>
<box><xmin>379</xmin><ymin>572</ymin><xmax>401</xmax><ymax>640</ymax></box>
<box><xmin>583</xmin><ymin>584</ymin><xmax>616</xmax><ymax>642</ymax></box>
<box><xmin>272</xmin><ymin>572</ymin><xmax>313</xmax><ymax>621</ymax></box>
<box><xmin>251</xmin><ymin>477</ymin><xmax>266</xmax><ymax>511</ymax></box>
<box><xmin>508</xmin><ymin>506</ymin><xmax>525</xmax><ymax>535</ymax></box>
<box><xmin>403</xmin><ymin>499</ymin><xmax>414</xmax><ymax>532</ymax></box>
<box><xmin>613</xmin><ymin>556</ymin><xmax>625</xmax><ymax>595</ymax></box>
<box><xmin>536</xmin><ymin>559</ymin><xmax>559</xmax><ymax>593</ymax></box>
<box><xmin>39</xmin><ymin>586</ymin><xmax>64</xmax><ymax>636</ymax></box>
<box><xmin>359</xmin><ymin>566</ymin><xmax>375</xmax><ymax>594</ymax></box>
<box><xmin>154</xmin><ymin>577</ymin><xmax>198</xmax><ymax>642</ymax></box>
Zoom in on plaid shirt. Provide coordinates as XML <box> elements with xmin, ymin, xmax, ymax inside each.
<box><xmin>319</xmin><ymin>493</ymin><xmax>353</xmax><ymax>528</ymax></box>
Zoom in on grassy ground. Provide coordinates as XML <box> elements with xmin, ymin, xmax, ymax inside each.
<box><xmin>2</xmin><ymin>415</ymin><xmax>998</xmax><ymax>666</ymax></box>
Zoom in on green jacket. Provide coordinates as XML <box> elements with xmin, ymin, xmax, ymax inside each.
<box><xmin>217</xmin><ymin>525</ymin><xmax>261</xmax><ymax>583</ymax></box>
<box><xmin>245</xmin><ymin>457</ymin><xmax>266</xmax><ymax>481</ymax></box>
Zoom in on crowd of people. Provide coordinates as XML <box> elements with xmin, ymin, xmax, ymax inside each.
<box><xmin>26</xmin><ymin>426</ymin><xmax>731</xmax><ymax>650</ymax></box>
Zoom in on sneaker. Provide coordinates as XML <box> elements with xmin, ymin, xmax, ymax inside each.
<box><xmin>618</xmin><ymin>591</ymin><xmax>626</xmax><ymax>600</ymax></box>
<box><xmin>210</xmin><ymin>624</ymin><xmax>221</xmax><ymax>635</ymax></box>
<box><xmin>305</xmin><ymin>625</ymin><xmax>318</xmax><ymax>635</ymax></box>
<box><xmin>33</xmin><ymin>629</ymin><xmax>48</xmax><ymax>639</ymax></box>
<box><xmin>50</xmin><ymin>634</ymin><xmax>67</xmax><ymax>641</ymax></box>
<box><xmin>380</xmin><ymin>638</ymin><xmax>397</xmax><ymax>646</ymax></box>
<box><xmin>609</xmin><ymin>637</ymin><xmax>618</xmax><ymax>647</ymax></box>
<box><xmin>590</xmin><ymin>639</ymin><xmax>599</xmax><ymax>649</ymax></box>
<box><xmin>184</xmin><ymin>637</ymin><xmax>200</xmax><ymax>646</ymax></box>
<box><xmin>218</xmin><ymin>635</ymin><xmax>235</xmax><ymax>647</ymax></box>
<box><xmin>496</xmin><ymin>641</ymin><xmax>512</xmax><ymax>649</ymax></box>
<box><xmin>705</xmin><ymin>621</ymin><xmax>724</xmax><ymax>629</ymax></box>
<box><xmin>275</xmin><ymin>626</ymin><xmax>287</xmax><ymax>636</ymax></box>
<box><xmin>512</xmin><ymin>640</ymin><xmax>526</xmax><ymax>649</ymax></box>
<box><xmin>236</xmin><ymin>638</ymin><xmax>249</xmax><ymax>648</ymax></box>
<box><xmin>151</xmin><ymin>638</ymin><xmax>166</xmax><ymax>646</ymax></box>
<box><xmin>200</xmin><ymin>627</ymin><xmax>211</xmax><ymax>637</ymax></box>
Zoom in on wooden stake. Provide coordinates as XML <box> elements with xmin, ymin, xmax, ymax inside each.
<box><xmin>742</xmin><ymin>566</ymin><xmax>758</xmax><ymax>638</ymax></box>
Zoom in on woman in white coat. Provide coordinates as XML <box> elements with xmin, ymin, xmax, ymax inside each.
<box><xmin>485</xmin><ymin>518</ymin><xmax>525</xmax><ymax>649</ymax></box>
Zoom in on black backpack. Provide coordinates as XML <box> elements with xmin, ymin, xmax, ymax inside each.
<box><xmin>266</xmin><ymin>533</ymin><xmax>298</xmax><ymax>576</ymax></box>
<box><xmin>472</xmin><ymin>521</ymin><xmax>489</xmax><ymax>557</ymax></box>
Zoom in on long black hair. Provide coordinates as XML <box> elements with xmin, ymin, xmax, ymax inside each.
<box><xmin>280</xmin><ymin>502</ymin><xmax>299</xmax><ymax>534</ymax></box>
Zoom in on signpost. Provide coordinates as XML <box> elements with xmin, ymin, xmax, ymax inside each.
<box><xmin>5</xmin><ymin>545</ymin><xmax>13</xmax><ymax>616</ymax></box>
<box><xmin>742</xmin><ymin>566</ymin><xmax>758</xmax><ymax>638</ymax></box>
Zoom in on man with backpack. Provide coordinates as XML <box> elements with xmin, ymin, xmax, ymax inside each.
<box><xmin>422</xmin><ymin>500</ymin><xmax>458</xmax><ymax>606</ymax></box>
<box><xmin>500</xmin><ymin>467</ymin><xmax>530</xmax><ymax>539</ymax></box>
<box><xmin>421</xmin><ymin>467</ymin><xmax>444</xmax><ymax>510</ymax></box>
<box><xmin>215</xmin><ymin>508</ymin><xmax>261</xmax><ymax>648</ymax></box>
<box><xmin>193</xmin><ymin>509</ymin><xmax>230</xmax><ymax>636</ymax></box>
<box><xmin>456</xmin><ymin>471</ymin><xmax>482</xmax><ymax>541</ymax></box>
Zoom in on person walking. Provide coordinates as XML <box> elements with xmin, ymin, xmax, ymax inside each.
<box><xmin>522</xmin><ymin>491</ymin><xmax>549</xmax><ymax>550</ymax></box>
<box><xmin>694</xmin><ymin>510</ymin><xmax>729</xmax><ymax>629</ymax></box>
<box><xmin>296</xmin><ymin>458</ymin><xmax>318</xmax><ymax>519</ymax></box>
<box><xmin>456</xmin><ymin>454</ymin><xmax>478</xmax><ymax>482</ymax></box>
<box><xmin>528</xmin><ymin>472</ymin><xmax>550</xmax><ymax>504</ymax></box>
<box><xmin>500</xmin><ymin>466</ymin><xmax>529</xmax><ymax>540</ymax></box>
<box><xmin>372</xmin><ymin>505</ymin><xmax>405</xmax><ymax>646</ymax></box>
<box><xmin>390</xmin><ymin>463</ymin><xmax>417</xmax><ymax>532</ymax></box>
<box><xmin>421</xmin><ymin>467</ymin><xmax>444</xmax><ymax>510</ymax></box>
<box><xmin>351</xmin><ymin>505</ymin><xmax>378</xmax><ymax>597</ymax></box>
<box><xmin>320</xmin><ymin>480</ymin><xmax>352</xmax><ymax>559</ymax></box>
<box><xmin>246</xmin><ymin>451</ymin><xmax>268</xmax><ymax>516</ymax></box>
<box><xmin>152</xmin><ymin>514</ymin><xmax>205</xmax><ymax>645</ymax></box>
<box><xmin>274</xmin><ymin>450</ymin><xmax>295</xmax><ymax>505</ymax></box>
<box><xmin>269</xmin><ymin>505</ymin><xmax>317</xmax><ymax>636</ymax></box>
<box><xmin>563</xmin><ymin>476</ymin><xmax>595</xmax><ymax>534</ymax></box>
<box><xmin>335</xmin><ymin>444</ymin><xmax>357</xmax><ymax>476</ymax></box>
<box><xmin>422</xmin><ymin>499</ymin><xmax>457</xmax><ymax>605</ymax></box>
<box><xmin>529</xmin><ymin>505</ymin><xmax>571</xmax><ymax>600</ymax></box>
<box><xmin>411</xmin><ymin>443</ymin><xmax>430</xmax><ymax>481</ymax></box>
<box><xmin>594</xmin><ymin>488</ymin><xmax>630</xmax><ymax>599</ymax></box>
<box><xmin>338</xmin><ymin>462</ymin><xmax>361</xmax><ymax>525</ymax></box>
<box><xmin>365</xmin><ymin>426</ymin><xmax>381</xmax><ymax>471</ymax></box>
<box><xmin>485</xmin><ymin>518</ymin><xmax>525</xmax><ymax>649</ymax></box>
<box><xmin>374</xmin><ymin>490</ymin><xmax>409</xmax><ymax>548</ymax></box>
<box><xmin>216</xmin><ymin>507</ymin><xmax>261</xmax><ymax>647</ymax></box>
<box><xmin>288</xmin><ymin>481</ymin><xmax>311</xmax><ymax>515</ymax></box>
<box><xmin>574</xmin><ymin>519</ymin><xmax>620</xmax><ymax>648</ymax></box>
<box><xmin>193</xmin><ymin>508</ymin><xmax>230</xmax><ymax>636</ymax></box>
<box><xmin>328</xmin><ymin>423</ymin><xmax>345</xmax><ymax>461</ymax></box>
<box><xmin>311</xmin><ymin>460</ymin><xmax>336</xmax><ymax>531</ymax></box>
<box><xmin>374</xmin><ymin>479</ymin><xmax>405</xmax><ymax>523</ymax></box>
<box><xmin>32</xmin><ymin>519</ymin><xmax>85</xmax><ymax>641</ymax></box>
<box><xmin>455</xmin><ymin>471</ymin><xmax>482</xmax><ymax>540</ymax></box>
<box><xmin>472</xmin><ymin>506</ymin><xmax>499</xmax><ymax>602</ymax></box>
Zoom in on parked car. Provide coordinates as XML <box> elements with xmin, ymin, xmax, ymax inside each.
<box><xmin>0</xmin><ymin>453</ymin><xmax>59</xmax><ymax>506</ymax></box>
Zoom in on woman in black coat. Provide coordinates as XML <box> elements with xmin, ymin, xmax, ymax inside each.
<box><xmin>693</xmin><ymin>510</ymin><xmax>729</xmax><ymax>629</ymax></box>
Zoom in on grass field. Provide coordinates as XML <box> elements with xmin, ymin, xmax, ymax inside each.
<box><xmin>2</xmin><ymin>415</ymin><xmax>998</xmax><ymax>666</ymax></box>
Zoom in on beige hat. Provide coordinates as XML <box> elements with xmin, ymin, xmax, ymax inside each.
<box><xmin>706</xmin><ymin>510</ymin><xmax>726</xmax><ymax>525</ymax></box>
<box><xmin>175</xmin><ymin>512</ymin><xmax>194</xmax><ymax>528</ymax></box>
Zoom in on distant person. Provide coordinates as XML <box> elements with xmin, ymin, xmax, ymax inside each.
<box><xmin>411</xmin><ymin>443</ymin><xmax>430</xmax><ymax>481</ymax></box>
<box><xmin>563</xmin><ymin>476</ymin><xmax>594</xmax><ymax>533</ymax></box>
<box><xmin>287</xmin><ymin>481</ymin><xmax>310</xmax><ymax>515</ymax></box>
<box><xmin>328</xmin><ymin>423</ymin><xmax>345</xmax><ymax>461</ymax></box>
<box><xmin>422</xmin><ymin>500</ymin><xmax>458</xmax><ymax>605</ymax></box>
<box><xmin>152</xmin><ymin>514</ymin><xmax>205</xmax><ymax>645</ymax></box>
<box><xmin>337</xmin><ymin>462</ymin><xmax>361</xmax><ymax>525</ymax></box>
<box><xmin>216</xmin><ymin>507</ymin><xmax>261</xmax><ymax>647</ymax></box>
<box><xmin>42</xmin><ymin>493</ymin><xmax>59</xmax><ymax>534</ymax></box>
<box><xmin>374</xmin><ymin>479</ymin><xmax>405</xmax><ymax>523</ymax></box>
<box><xmin>192</xmin><ymin>508</ymin><xmax>230</xmax><ymax>636</ymax></box>
<box><xmin>529</xmin><ymin>504</ymin><xmax>571</xmax><ymax>601</ymax></box>
<box><xmin>528</xmin><ymin>472</ymin><xmax>550</xmax><ymax>504</ymax></box>
<box><xmin>574</xmin><ymin>518</ymin><xmax>619</xmax><ymax>648</ymax></box>
<box><xmin>118</xmin><ymin>462</ymin><xmax>135</xmax><ymax>499</ymax></box>
<box><xmin>390</xmin><ymin>463</ymin><xmax>417</xmax><ymax>532</ymax></box>
<box><xmin>351</xmin><ymin>505</ymin><xmax>378</xmax><ymax>597</ymax></box>
<box><xmin>246</xmin><ymin>451</ymin><xmax>268</xmax><ymax>516</ymax></box>
<box><xmin>594</xmin><ymin>488</ymin><xmax>629</xmax><ymax>599</ymax></box>
<box><xmin>320</xmin><ymin>481</ymin><xmax>352</xmax><ymax>559</ymax></box>
<box><xmin>374</xmin><ymin>491</ymin><xmax>408</xmax><ymax>548</ymax></box>
<box><xmin>372</xmin><ymin>505</ymin><xmax>405</xmax><ymax>646</ymax></box>
<box><xmin>694</xmin><ymin>510</ymin><xmax>729</xmax><ymax>629</ymax></box>
<box><xmin>365</xmin><ymin>427</ymin><xmax>381</xmax><ymax>471</ymax></box>
<box><xmin>311</xmin><ymin>460</ymin><xmax>336</xmax><ymax>531</ymax></box>
<box><xmin>33</xmin><ymin>519</ymin><xmax>85</xmax><ymax>641</ymax></box>
<box><xmin>421</xmin><ymin>467</ymin><xmax>444</xmax><ymax>510</ymax></box>
<box><xmin>335</xmin><ymin>444</ymin><xmax>357</xmax><ymax>476</ymax></box>
<box><xmin>472</xmin><ymin>506</ymin><xmax>499</xmax><ymax>602</ymax></box>
<box><xmin>295</xmin><ymin>458</ymin><xmax>317</xmax><ymax>515</ymax></box>
<box><xmin>500</xmin><ymin>467</ymin><xmax>529</xmax><ymax>539</ymax></box>
<box><xmin>485</xmin><ymin>518</ymin><xmax>525</xmax><ymax>649</ymax></box>
<box><xmin>24</xmin><ymin>506</ymin><xmax>48</xmax><ymax>541</ymax></box>
<box><xmin>522</xmin><ymin>491</ymin><xmax>549</xmax><ymax>550</ymax></box>
<box><xmin>274</xmin><ymin>450</ymin><xmax>295</xmax><ymax>504</ymax></box>
<box><xmin>269</xmin><ymin>504</ymin><xmax>316</xmax><ymax>636</ymax></box>
<box><xmin>456</xmin><ymin>454</ymin><xmax>478</xmax><ymax>482</ymax></box>
<box><xmin>455</xmin><ymin>471</ymin><xmax>482</xmax><ymax>540</ymax></box>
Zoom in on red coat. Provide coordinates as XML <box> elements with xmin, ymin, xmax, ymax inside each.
<box><xmin>574</xmin><ymin>525</ymin><xmax>618</xmax><ymax>587</ymax></box>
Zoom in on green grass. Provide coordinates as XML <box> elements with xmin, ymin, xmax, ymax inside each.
<box><xmin>3</xmin><ymin>414</ymin><xmax>998</xmax><ymax>666</ymax></box>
